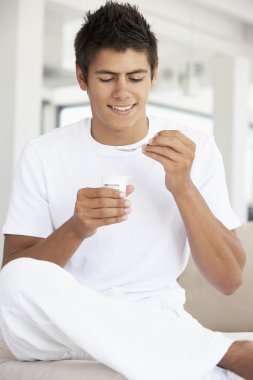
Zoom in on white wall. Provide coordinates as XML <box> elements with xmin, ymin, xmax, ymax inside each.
<box><xmin>213</xmin><ymin>56</ymin><xmax>250</xmax><ymax>222</ymax></box>
<box><xmin>0</xmin><ymin>1</ymin><xmax>17</xmax><ymax>260</ymax></box>
<box><xmin>0</xmin><ymin>0</ymin><xmax>45</xmax><ymax>264</ymax></box>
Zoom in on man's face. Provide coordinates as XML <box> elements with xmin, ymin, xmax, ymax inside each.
<box><xmin>76</xmin><ymin>48</ymin><xmax>157</xmax><ymax>145</ymax></box>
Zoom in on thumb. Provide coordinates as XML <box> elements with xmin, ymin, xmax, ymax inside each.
<box><xmin>126</xmin><ymin>184</ymin><xmax>134</xmax><ymax>196</ymax></box>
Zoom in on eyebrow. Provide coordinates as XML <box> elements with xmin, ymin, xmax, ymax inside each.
<box><xmin>95</xmin><ymin>69</ymin><xmax>149</xmax><ymax>75</ymax></box>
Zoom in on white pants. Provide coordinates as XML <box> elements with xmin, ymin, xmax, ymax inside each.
<box><xmin>0</xmin><ymin>258</ymin><xmax>234</xmax><ymax>380</ymax></box>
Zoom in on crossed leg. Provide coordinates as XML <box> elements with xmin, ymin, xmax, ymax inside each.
<box><xmin>0</xmin><ymin>257</ymin><xmax>251</xmax><ymax>380</ymax></box>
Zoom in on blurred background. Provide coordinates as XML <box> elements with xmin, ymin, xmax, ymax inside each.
<box><xmin>1</xmin><ymin>0</ymin><xmax>253</xmax><ymax>261</ymax></box>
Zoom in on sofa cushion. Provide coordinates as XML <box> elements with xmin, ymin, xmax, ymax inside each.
<box><xmin>0</xmin><ymin>330</ymin><xmax>126</xmax><ymax>380</ymax></box>
<box><xmin>1</xmin><ymin>331</ymin><xmax>253</xmax><ymax>380</ymax></box>
<box><xmin>178</xmin><ymin>222</ymin><xmax>253</xmax><ymax>332</ymax></box>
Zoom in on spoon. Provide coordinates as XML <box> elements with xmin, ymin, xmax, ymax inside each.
<box><xmin>114</xmin><ymin>144</ymin><xmax>146</xmax><ymax>152</ymax></box>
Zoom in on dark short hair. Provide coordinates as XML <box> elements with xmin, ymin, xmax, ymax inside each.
<box><xmin>74</xmin><ymin>1</ymin><xmax>158</xmax><ymax>82</ymax></box>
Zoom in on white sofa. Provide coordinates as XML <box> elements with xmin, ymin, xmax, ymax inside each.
<box><xmin>0</xmin><ymin>222</ymin><xmax>252</xmax><ymax>379</ymax></box>
<box><xmin>178</xmin><ymin>222</ymin><xmax>253</xmax><ymax>332</ymax></box>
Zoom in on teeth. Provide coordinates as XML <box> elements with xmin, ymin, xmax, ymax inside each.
<box><xmin>111</xmin><ymin>105</ymin><xmax>132</xmax><ymax>111</ymax></box>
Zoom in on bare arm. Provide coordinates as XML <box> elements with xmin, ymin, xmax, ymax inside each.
<box><xmin>173</xmin><ymin>183</ymin><xmax>245</xmax><ymax>295</ymax></box>
<box><xmin>2</xmin><ymin>219</ymin><xmax>85</xmax><ymax>268</ymax></box>
<box><xmin>142</xmin><ymin>131</ymin><xmax>245</xmax><ymax>295</ymax></box>
<box><xmin>2</xmin><ymin>186</ymin><xmax>133</xmax><ymax>268</ymax></box>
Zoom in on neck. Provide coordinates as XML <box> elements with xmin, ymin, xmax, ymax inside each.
<box><xmin>91</xmin><ymin>117</ymin><xmax>149</xmax><ymax>146</ymax></box>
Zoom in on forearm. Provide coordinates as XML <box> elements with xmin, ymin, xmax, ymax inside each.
<box><xmin>3</xmin><ymin>217</ymin><xmax>85</xmax><ymax>268</ymax></box>
<box><xmin>174</xmin><ymin>182</ymin><xmax>246</xmax><ymax>294</ymax></box>
<box><xmin>142</xmin><ymin>130</ymin><xmax>245</xmax><ymax>294</ymax></box>
<box><xmin>2</xmin><ymin>186</ymin><xmax>133</xmax><ymax>269</ymax></box>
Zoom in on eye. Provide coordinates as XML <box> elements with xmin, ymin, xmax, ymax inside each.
<box><xmin>99</xmin><ymin>78</ymin><xmax>114</xmax><ymax>82</ymax></box>
<box><xmin>129</xmin><ymin>77</ymin><xmax>144</xmax><ymax>82</ymax></box>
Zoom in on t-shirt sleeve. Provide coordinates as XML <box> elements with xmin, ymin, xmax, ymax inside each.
<box><xmin>192</xmin><ymin>134</ymin><xmax>241</xmax><ymax>230</ymax></box>
<box><xmin>2</xmin><ymin>142</ymin><xmax>54</xmax><ymax>238</ymax></box>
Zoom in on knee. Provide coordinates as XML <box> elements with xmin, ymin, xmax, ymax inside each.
<box><xmin>0</xmin><ymin>258</ymin><xmax>53</xmax><ymax>305</ymax></box>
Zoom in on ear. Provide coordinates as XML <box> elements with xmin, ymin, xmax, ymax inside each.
<box><xmin>151</xmin><ymin>65</ymin><xmax>158</xmax><ymax>88</ymax></box>
<box><xmin>76</xmin><ymin>65</ymin><xmax>88</xmax><ymax>91</ymax></box>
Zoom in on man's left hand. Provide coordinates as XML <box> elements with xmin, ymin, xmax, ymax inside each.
<box><xmin>142</xmin><ymin>130</ymin><xmax>196</xmax><ymax>196</ymax></box>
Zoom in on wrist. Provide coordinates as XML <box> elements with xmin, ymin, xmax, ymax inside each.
<box><xmin>68</xmin><ymin>217</ymin><xmax>88</xmax><ymax>241</ymax></box>
<box><xmin>171</xmin><ymin>180</ymin><xmax>196</xmax><ymax>202</ymax></box>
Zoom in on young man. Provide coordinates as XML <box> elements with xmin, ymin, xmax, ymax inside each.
<box><xmin>0</xmin><ymin>2</ymin><xmax>252</xmax><ymax>379</ymax></box>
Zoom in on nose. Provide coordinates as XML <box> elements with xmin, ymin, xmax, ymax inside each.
<box><xmin>112</xmin><ymin>77</ymin><xmax>132</xmax><ymax>101</ymax></box>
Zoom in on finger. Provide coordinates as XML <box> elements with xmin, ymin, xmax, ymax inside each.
<box><xmin>152</xmin><ymin>130</ymin><xmax>196</xmax><ymax>149</ymax></box>
<box><xmin>82</xmin><ymin>197</ymin><xmax>130</xmax><ymax>209</ymax></box>
<box><xmin>148</xmin><ymin>135</ymin><xmax>186</xmax><ymax>153</ymax></box>
<box><xmin>92</xmin><ymin>214</ymin><xmax>129</xmax><ymax>228</ymax></box>
<box><xmin>143</xmin><ymin>145</ymin><xmax>180</xmax><ymax>162</ymax></box>
<box><xmin>77</xmin><ymin>187</ymin><xmax>125</xmax><ymax>200</ymax></box>
<box><xmin>126</xmin><ymin>184</ymin><xmax>134</xmax><ymax>196</ymax></box>
<box><xmin>143</xmin><ymin>149</ymin><xmax>193</xmax><ymax>173</ymax></box>
<box><xmin>85</xmin><ymin>206</ymin><xmax>131</xmax><ymax>219</ymax></box>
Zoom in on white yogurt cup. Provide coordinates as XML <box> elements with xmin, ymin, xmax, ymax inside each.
<box><xmin>100</xmin><ymin>175</ymin><xmax>131</xmax><ymax>193</ymax></box>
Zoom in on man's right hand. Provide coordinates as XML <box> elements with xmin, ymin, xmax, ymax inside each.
<box><xmin>2</xmin><ymin>185</ymin><xmax>134</xmax><ymax>268</ymax></box>
<box><xmin>71</xmin><ymin>185</ymin><xmax>134</xmax><ymax>239</ymax></box>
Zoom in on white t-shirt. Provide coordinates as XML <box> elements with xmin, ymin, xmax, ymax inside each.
<box><xmin>2</xmin><ymin>116</ymin><xmax>241</xmax><ymax>306</ymax></box>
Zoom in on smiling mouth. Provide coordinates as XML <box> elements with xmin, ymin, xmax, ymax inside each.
<box><xmin>108</xmin><ymin>104</ymin><xmax>136</xmax><ymax>113</ymax></box>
